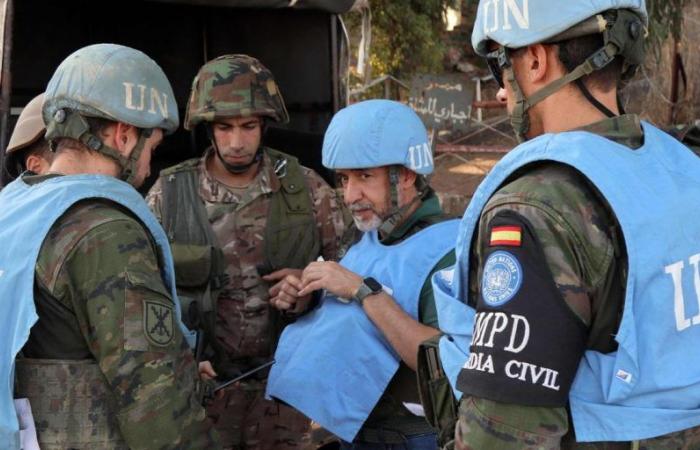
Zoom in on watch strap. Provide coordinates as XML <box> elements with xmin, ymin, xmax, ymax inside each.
<box><xmin>353</xmin><ymin>277</ymin><xmax>383</xmax><ymax>305</ymax></box>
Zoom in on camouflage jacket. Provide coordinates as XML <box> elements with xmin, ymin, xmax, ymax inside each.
<box><xmin>667</xmin><ymin>122</ymin><xmax>700</xmax><ymax>156</ymax></box>
<box><xmin>456</xmin><ymin>115</ymin><xmax>700</xmax><ymax>450</ymax></box>
<box><xmin>146</xmin><ymin>148</ymin><xmax>345</xmax><ymax>365</ymax></box>
<box><xmin>22</xmin><ymin>181</ymin><xmax>220</xmax><ymax>449</ymax></box>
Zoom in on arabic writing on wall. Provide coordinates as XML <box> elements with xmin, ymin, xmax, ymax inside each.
<box><xmin>408</xmin><ymin>75</ymin><xmax>474</xmax><ymax>132</ymax></box>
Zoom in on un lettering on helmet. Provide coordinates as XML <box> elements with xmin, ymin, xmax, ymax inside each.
<box><xmin>407</xmin><ymin>143</ymin><xmax>434</xmax><ymax>173</ymax></box>
<box><xmin>322</xmin><ymin>100</ymin><xmax>434</xmax><ymax>175</ymax></box>
<box><xmin>480</xmin><ymin>0</ymin><xmax>530</xmax><ymax>34</ymax></box>
<box><xmin>471</xmin><ymin>0</ymin><xmax>648</xmax><ymax>56</ymax></box>
<box><xmin>123</xmin><ymin>83</ymin><xmax>171</xmax><ymax>119</ymax></box>
<box><xmin>43</xmin><ymin>43</ymin><xmax>179</xmax><ymax>134</ymax></box>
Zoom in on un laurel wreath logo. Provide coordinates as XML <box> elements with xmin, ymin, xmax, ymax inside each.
<box><xmin>481</xmin><ymin>251</ymin><xmax>523</xmax><ymax>306</ymax></box>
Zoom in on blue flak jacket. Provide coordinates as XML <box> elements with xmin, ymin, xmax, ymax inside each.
<box><xmin>266</xmin><ymin>220</ymin><xmax>459</xmax><ymax>442</ymax></box>
<box><xmin>433</xmin><ymin>121</ymin><xmax>700</xmax><ymax>442</ymax></box>
<box><xmin>0</xmin><ymin>174</ymin><xmax>193</xmax><ymax>448</ymax></box>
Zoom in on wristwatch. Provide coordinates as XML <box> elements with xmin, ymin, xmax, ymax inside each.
<box><xmin>352</xmin><ymin>277</ymin><xmax>383</xmax><ymax>306</ymax></box>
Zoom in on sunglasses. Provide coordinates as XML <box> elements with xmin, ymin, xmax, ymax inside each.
<box><xmin>484</xmin><ymin>47</ymin><xmax>512</xmax><ymax>89</ymax></box>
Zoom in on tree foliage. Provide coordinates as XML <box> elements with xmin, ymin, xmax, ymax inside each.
<box><xmin>344</xmin><ymin>0</ymin><xmax>457</xmax><ymax>82</ymax></box>
<box><xmin>345</xmin><ymin>0</ymin><xmax>690</xmax><ymax>88</ymax></box>
<box><xmin>646</xmin><ymin>0</ymin><xmax>689</xmax><ymax>57</ymax></box>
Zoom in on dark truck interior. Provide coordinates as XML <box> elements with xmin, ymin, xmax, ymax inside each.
<box><xmin>0</xmin><ymin>0</ymin><xmax>352</xmax><ymax>189</ymax></box>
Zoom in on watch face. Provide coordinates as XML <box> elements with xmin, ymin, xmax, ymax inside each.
<box><xmin>364</xmin><ymin>277</ymin><xmax>383</xmax><ymax>292</ymax></box>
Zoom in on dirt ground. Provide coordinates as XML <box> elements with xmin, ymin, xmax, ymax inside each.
<box><xmin>432</xmin><ymin>150</ymin><xmax>505</xmax><ymax>216</ymax></box>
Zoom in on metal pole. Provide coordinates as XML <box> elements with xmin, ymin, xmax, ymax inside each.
<box><xmin>475</xmin><ymin>77</ymin><xmax>483</xmax><ymax>122</ymax></box>
<box><xmin>0</xmin><ymin>0</ymin><xmax>14</xmax><ymax>186</ymax></box>
<box><xmin>669</xmin><ymin>38</ymin><xmax>681</xmax><ymax>125</ymax></box>
<box><xmin>330</xmin><ymin>15</ymin><xmax>340</xmax><ymax>112</ymax></box>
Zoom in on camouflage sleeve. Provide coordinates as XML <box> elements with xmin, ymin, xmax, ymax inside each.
<box><xmin>303</xmin><ymin>167</ymin><xmax>346</xmax><ymax>261</ymax></box>
<box><xmin>38</xmin><ymin>203</ymin><xmax>220</xmax><ymax>450</ymax></box>
<box><xmin>457</xmin><ymin>164</ymin><xmax>618</xmax><ymax>450</ymax></box>
<box><xmin>145</xmin><ymin>176</ymin><xmax>164</xmax><ymax>222</ymax></box>
<box><xmin>480</xmin><ymin>165</ymin><xmax>617</xmax><ymax>326</ymax></box>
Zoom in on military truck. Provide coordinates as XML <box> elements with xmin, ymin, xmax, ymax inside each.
<box><xmin>0</xmin><ymin>0</ymin><xmax>358</xmax><ymax>188</ymax></box>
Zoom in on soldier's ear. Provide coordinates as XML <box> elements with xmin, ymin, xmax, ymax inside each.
<box><xmin>398</xmin><ymin>167</ymin><xmax>417</xmax><ymax>189</ymax></box>
<box><xmin>112</xmin><ymin>122</ymin><xmax>138</xmax><ymax>154</ymax></box>
<box><xmin>25</xmin><ymin>153</ymin><xmax>51</xmax><ymax>175</ymax></box>
<box><xmin>521</xmin><ymin>44</ymin><xmax>557</xmax><ymax>85</ymax></box>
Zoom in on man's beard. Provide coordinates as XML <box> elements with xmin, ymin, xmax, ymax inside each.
<box><xmin>349</xmin><ymin>203</ymin><xmax>384</xmax><ymax>232</ymax></box>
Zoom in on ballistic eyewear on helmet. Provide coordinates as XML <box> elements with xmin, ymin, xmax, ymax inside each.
<box><xmin>484</xmin><ymin>47</ymin><xmax>512</xmax><ymax>89</ymax></box>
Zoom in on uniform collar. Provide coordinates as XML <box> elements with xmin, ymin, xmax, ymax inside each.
<box><xmin>381</xmin><ymin>190</ymin><xmax>443</xmax><ymax>245</ymax></box>
<box><xmin>575</xmin><ymin>114</ymin><xmax>644</xmax><ymax>149</ymax></box>
<box><xmin>21</xmin><ymin>172</ymin><xmax>62</xmax><ymax>186</ymax></box>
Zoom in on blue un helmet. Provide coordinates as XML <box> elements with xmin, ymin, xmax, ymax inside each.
<box><xmin>43</xmin><ymin>43</ymin><xmax>179</xmax><ymax>185</ymax></box>
<box><xmin>472</xmin><ymin>0</ymin><xmax>647</xmax><ymax>142</ymax></box>
<box><xmin>323</xmin><ymin>99</ymin><xmax>433</xmax><ymax>175</ymax></box>
<box><xmin>323</xmin><ymin>99</ymin><xmax>433</xmax><ymax>236</ymax></box>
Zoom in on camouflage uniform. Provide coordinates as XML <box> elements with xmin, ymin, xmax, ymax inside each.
<box><xmin>667</xmin><ymin>123</ymin><xmax>700</xmax><ymax>157</ymax></box>
<box><xmin>146</xmin><ymin>148</ymin><xmax>345</xmax><ymax>449</ymax></box>
<box><xmin>18</xmin><ymin>174</ymin><xmax>220</xmax><ymax>450</ymax></box>
<box><xmin>454</xmin><ymin>115</ymin><xmax>700</xmax><ymax>449</ymax></box>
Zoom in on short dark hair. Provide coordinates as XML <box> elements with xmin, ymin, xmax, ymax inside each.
<box><xmin>26</xmin><ymin>140</ymin><xmax>52</xmax><ymax>162</ymax></box>
<box><xmin>4</xmin><ymin>138</ymin><xmax>53</xmax><ymax>178</ymax></box>
<box><xmin>556</xmin><ymin>34</ymin><xmax>623</xmax><ymax>92</ymax></box>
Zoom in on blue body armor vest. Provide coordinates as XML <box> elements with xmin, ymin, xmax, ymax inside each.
<box><xmin>433</xmin><ymin>122</ymin><xmax>700</xmax><ymax>441</ymax></box>
<box><xmin>266</xmin><ymin>220</ymin><xmax>458</xmax><ymax>442</ymax></box>
<box><xmin>0</xmin><ymin>174</ymin><xmax>193</xmax><ymax>447</ymax></box>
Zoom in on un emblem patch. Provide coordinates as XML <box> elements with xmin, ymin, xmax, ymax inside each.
<box><xmin>144</xmin><ymin>301</ymin><xmax>174</xmax><ymax>346</ymax></box>
<box><xmin>481</xmin><ymin>251</ymin><xmax>522</xmax><ymax>307</ymax></box>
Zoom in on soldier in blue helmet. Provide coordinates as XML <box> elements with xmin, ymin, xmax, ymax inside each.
<box><xmin>0</xmin><ymin>44</ymin><xmax>221</xmax><ymax>449</ymax></box>
<box><xmin>266</xmin><ymin>99</ymin><xmax>459</xmax><ymax>450</ymax></box>
<box><xmin>431</xmin><ymin>0</ymin><xmax>700</xmax><ymax>448</ymax></box>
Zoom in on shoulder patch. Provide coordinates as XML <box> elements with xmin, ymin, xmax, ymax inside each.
<box><xmin>144</xmin><ymin>300</ymin><xmax>174</xmax><ymax>346</ymax></box>
<box><xmin>481</xmin><ymin>251</ymin><xmax>523</xmax><ymax>306</ymax></box>
<box><xmin>489</xmin><ymin>225</ymin><xmax>522</xmax><ymax>247</ymax></box>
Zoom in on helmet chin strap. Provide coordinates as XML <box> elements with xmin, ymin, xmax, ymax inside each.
<box><xmin>45</xmin><ymin>108</ymin><xmax>151</xmax><ymax>186</ymax></box>
<box><xmin>506</xmin><ymin>40</ymin><xmax>621</xmax><ymax>142</ymax></box>
<box><xmin>206</xmin><ymin>124</ymin><xmax>262</xmax><ymax>175</ymax></box>
<box><xmin>119</xmin><ymin>130</ymin><xmax>152</xmax><ymax>186</ymax></box>
<box><xmin>377</xmin><ymin>167</ymin><xmax>426</xmax><ymax>239</ymax></box>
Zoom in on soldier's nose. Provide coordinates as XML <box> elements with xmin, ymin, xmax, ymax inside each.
<box><xmin>343</xmin><ymin>181</ymin><xmax>362</xmax><ymax>204</ymax></box>
<box><xmin>496</xmin><ymin>88</ymin><xmax>507</xmax><ymax>104</ymax></box>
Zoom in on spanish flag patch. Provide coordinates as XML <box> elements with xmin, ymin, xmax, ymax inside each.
<box><xmin>490</xmin><ymin>225</ymin><xmax>522</xmax><ymax>247</ymax></box>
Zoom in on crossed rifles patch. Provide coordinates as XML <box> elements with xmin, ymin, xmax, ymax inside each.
<box><xmin>144</xmin><ymin>301</ymin><xmax>174</xmax><ymax>346</ymax></box>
